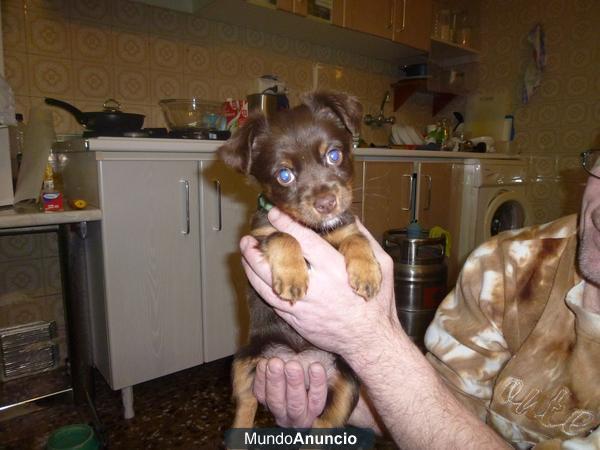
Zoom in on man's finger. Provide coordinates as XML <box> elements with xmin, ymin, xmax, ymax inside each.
<box><xmin>253</xmin><ymin>359</ymin><xmax>268</xmax><ymax>405</ymax></box>
<box><xmin>283</xmin><ymin>361</ymin><xmax>310</xmax><ymax>426</ymax></box>
<box><xmin>265</xmin><ymin>358</ymin><xmax>288</xmax><ymax>422</ymax></box>
<box><xmin>306</xmin><ymin>363</ymin><xmax>328</xmax><ymax>420</ymax></box>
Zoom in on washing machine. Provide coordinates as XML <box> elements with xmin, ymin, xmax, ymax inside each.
<box><xmin>456</xmin><ymin>158</ymin><xmax>532</xmax><ymax>267</ymax></box>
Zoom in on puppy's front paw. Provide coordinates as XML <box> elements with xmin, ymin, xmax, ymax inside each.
<box><xmin>272</xmin><ymin>263</ymin><xmax>309</xmax><ymax>303</ymax></box>
<box><xmin>347</xmin><ymin>256</ymin><xmax>382</xmax><ymax>300</ymax></box>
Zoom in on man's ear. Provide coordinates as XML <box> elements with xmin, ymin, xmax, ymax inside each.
<box><xmin>217</xmin><ymin>112</ymin><xmax>267</xmax><ymax>174</ymax></box>
<box><xmin>301</xmin><ymin>90</ymin><xmax>363</xmax><ymax>136</ymax></box>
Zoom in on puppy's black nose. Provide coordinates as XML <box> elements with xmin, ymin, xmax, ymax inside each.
<box><xmin>314</xmin><ymin>194</ymin><xmax>337</xmax><ymax>214</ymax></box>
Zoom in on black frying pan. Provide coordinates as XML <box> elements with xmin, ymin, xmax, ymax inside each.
<box><xmin>45</xmin><ymin>98</ymin><xmax>145</xmax><ymax>132</ymax></box>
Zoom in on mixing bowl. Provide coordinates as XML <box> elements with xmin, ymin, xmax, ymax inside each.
<box><xmin>158</xmin><ymin>99</ymin><xmax>225</xmax><ymax>131</ymax></box>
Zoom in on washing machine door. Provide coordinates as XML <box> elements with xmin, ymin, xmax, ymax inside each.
<box><xmin>483</xmin><ymin>190</ymin><xmax>530</xmax><ymax>239</ymax></box>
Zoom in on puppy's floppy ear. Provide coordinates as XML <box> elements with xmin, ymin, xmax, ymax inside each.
<box><xmin>301</xmin><ymin>90</ymin><xmax>363</xmax><ymax>136</ymax></box>
<box><xmin>217</xmin><ymin>112</ymin><xmax>267</xmax><ymax>174</ymax></box>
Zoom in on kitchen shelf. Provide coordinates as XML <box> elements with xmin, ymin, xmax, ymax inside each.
<box><xmin>392</xmin><ymin>78</ymin><xmax>456</xmax><ymax>116</ymax></box>
<box><xmin>430</xmin><ymin>37</ymin><xmax>480</xmax><ymax>66</ymax></box>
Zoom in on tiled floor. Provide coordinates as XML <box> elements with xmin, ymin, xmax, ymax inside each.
<box><xmin>1</xmin><ymin>357</ymin><xmax>397</xmax><ymax>449</ymax></box>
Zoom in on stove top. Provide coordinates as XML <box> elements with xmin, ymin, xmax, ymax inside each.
<box><xmin>82</xmin><ymin>128</ymin><xmax>231</xmax><ymax>140</ymax></box>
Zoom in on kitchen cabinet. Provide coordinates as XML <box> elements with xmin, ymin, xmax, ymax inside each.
<box><xmin>392</xmin><ymin>0</ymin><xmax>432</xmax><ymax>51</ymax></box>
<box><xmin>61</xmin><ymin>151</ymin><xmax>257</xmax><ymax>418</ymax></box>
<box><xmin>339</xmin><ymin>0</ymin><xmax>395</xmax><ymax>40</ymax></box>
<box><xmin>97</xmin><ymin>159</ymin><xmax>203</xmax><ymax>393</ymax></box>
<box><xmin>361</xmin><ymin>161</ymin><xmax>414</xmax><ymax>243</ymax></box>
<box><xmin>337</xmin><ymin>0</ymin><xmax>431</xmax><ymax>51</ymax></box>
<box><xmin>276</xmin><ymin>0</ymin><xmax>308</xmax><ymax>16</ymax></box>
<box><xmin>199</xmin><ymin>161</ymin><xmax>257</xmax><ymax>362</ymax></box>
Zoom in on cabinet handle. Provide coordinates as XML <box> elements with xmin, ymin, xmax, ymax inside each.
<box><xmin>213</xmin><ymin>180</ymin><xmax>222</xmax><ymax>231</ymax></box>
<box><xmin>180</xmin><ymin>179</ymin><xmax>190</xmax><ymax>235</ymax></box>
<box><xmin>401</xmin><ymin>173</ymin><xmax>412</xmax><ymax>211</ymax></box>
<box><xmin>388</xmin><ymin>0</ymin><xmax>394</xmax><ymax>29</ymax></box>
<box><xmin>399</xmin><ymin>0</ymin><xmax>406</xmax><ymax>32</ymax></box>
<box><xmin>424</xmin><ymin>175</ymin><xmax>432</xmax><ymax>211</ymax></box>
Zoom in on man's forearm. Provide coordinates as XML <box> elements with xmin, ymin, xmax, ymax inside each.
<box><xmin>343</xmin><ymin>322</ymin><xmax>510</xmax><ymax>450</ymax></box>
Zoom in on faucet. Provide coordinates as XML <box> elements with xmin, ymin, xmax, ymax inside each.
<box><xmin>364</xmin><ymin>91</ymin><xmax>396</xmax><ymax>127</ymax></box>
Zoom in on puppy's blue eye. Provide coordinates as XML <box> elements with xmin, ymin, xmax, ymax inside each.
<box><xmin>276</xmin><ymin>168</ymin><xmax>295</xmax><ymax>185</ymax></box>
<box><xmin>326</xmin><ymin>148</ymin><xmax>343</xmax><ymax>166</ymax></box>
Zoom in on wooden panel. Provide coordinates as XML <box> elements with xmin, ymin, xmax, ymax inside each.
<box><xmin>342</xmin><ymin>0</ymin><xmax>394</xmax><ymax>40</ymax></box>
<box><xmin>417</xmin><ymin>161</ymin><xmax>461</xmax><ymax>286</ymax></box>
<box><xmin>99</xmin><ymin>160</ymin><xmax>203</xmax><ymax>389</ymax></box>
<box><xmin>351</xmin><ymin>159</ymin><xmax>364</xmax><ymax>221</ymax></box>
<box><xmin>200</xmin><ymin>161</ymin><xmax>259</xmax><ymax>362</ymax></box>
<box><xmin>277</xmin><ymin>0</ymin><xmax>307</xmax><ymax>15</ymax></box>
<box><xmin>362</xmin><ymin>161</ymin><xmax>414</xmax><ymax>243</ymax></box>
<box><xmin>393</xmin><ymin>0</ymin><xmax>432</xmax><ymax>51</ymax></box>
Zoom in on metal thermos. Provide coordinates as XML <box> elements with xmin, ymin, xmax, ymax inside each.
<box><xmin>383</xmin><ymin>229</ymin><xmax>448</xmax><ymax>351</ymax></box>
<box><xmin>247</xmin><ymin>93</ymin><xmax>278</xmax><ymax>118</ymax></box>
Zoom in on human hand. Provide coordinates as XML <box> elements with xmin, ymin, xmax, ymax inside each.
<box><xmin>253</xmin><ymin>358</ymin><xmax>381</xmax><ymax>432</ymax></box>
<box><xmin>253</xmin><ymin>358</ymin><xmax>327</xmax><ymax>428</ymax></box>
<box><xmin>240</xmin><ymin>208</ymin><xmax>399</xmax><ymax>357</ymax></box>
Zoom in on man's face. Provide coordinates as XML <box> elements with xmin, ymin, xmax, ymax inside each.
<box><xmin>578</xmin><ymin>167</ymin><xmax>600</xmax><ymax>286</ymax></box>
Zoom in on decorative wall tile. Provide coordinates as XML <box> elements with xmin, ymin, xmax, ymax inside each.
<box><xmin>214</xmin><ymin>78</ymin><xmax>244</xmax><ymax>102</ymax></box>
<box><xmin>241</xmin><ymin>51</ymin><xmax>266</xmax><ymax>79</ymax></box>
<box><xmin>70</xmin><ymin>0</ymin><xmax>112</xmax><ymax>23</ymax></box>
<box><xmin>243</xmin><ymin>28</ymin><xmax>265</xmax><ymax>49</ymax></box>
<box><xmin>112</xmin><ymin>0</ymin><xmax>147</xmax><ymax>32</ymax></box>
<box><xmin>184</xmin><ymin>44</ymin><xmax>212</xmax><ymax>76</ymax></box>
<box><xmin>0</xmin><ymin>260</ymin><xmax>45</xmax><ymax>297</ymax></box>
<box><xmin>214</xmin><ymin>47</ymin><xmax>242</xmax><ymax>79</ymax></box>
<box><xmin>115</xmin><ymin>66</ymin><xmax>150</xmax><ymax>103</ymax></box>
<box><xmin>26</xmin><ymin>11</ymin><xmax>71</xmax><ymax>56</ymax></box>
<box><xmin>30</xmin><ymin>96</ymin><xmax>80</xmax><ymax>134</ymax></box>
<box><xmin>0</xmin><ymin>235</ymin><xmax>41</xmax><ymax>262</ymax></box>
<box><xmin>71</xmin><ymin>21</ymin><xmax>112</xmax><ymax>62</ymax></box>
<box><xmin>42</xmin><ymin>257</ymin><xmax>62</xmax><ymax>295</ymax></box>
<box><xmin>73</xmin><ymin>61</ymin><xmax>113</xmax><ymax>100</ymax></box>
<box><xmin>185</xmin><ymin>15</ymin><xmax>211</xmax><ymax>43</ymax></box>
<box><xmin>4</xmin><ymin>51</ymin><xmax>29</xmax><ymax>95</ymax></box>
<box><xmin>2</xmin><ymin>3</ymin><xmax>27</xmax><ymax>52</ymax></box>
<box><xmin>114</xmin><ymin>30</ymin><xmax>149</xmax><ymax>67</ymax></box>
<box><xmin>150</xmin><ymin>37</ymin><xmax>183</xmax><ymax>72</ymax></box>
<box><xmin>40</xmin><ymin>232</ymin><xmax>59</xmax><ymax>257</ymax></box>
<box><xmin>149</xmin><ymin>7</ymin><xmax>185</xmax><ymax>38</ymax></box>
<box><xmin>183</xmin><ymin>75</ymin><xmax>211</xmax><ymax>100</ymax></box>
<box><xmin>150</xmin><ymin>71</ymin><xmax>183</xmax><ymax>103</ymax></box>
<box><xmin>215</xmin><ymin>21</ymin><xmax>240</xmax><ymax>44</ymax></box>
<box><xmin>28</xmin><ymin>55</ymin><xmax>72</xmax><ymax>97</ymax></box>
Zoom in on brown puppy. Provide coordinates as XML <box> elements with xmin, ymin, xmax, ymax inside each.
<box><xmin>218</xmin><ymin>91</ymin><xmax>382</xmax><ymax>430</ymax></box>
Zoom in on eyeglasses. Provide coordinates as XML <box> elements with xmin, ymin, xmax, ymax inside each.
<box><xmin>581</xmin><ymin>149</ymin><xmax>600</xmax><ymax>179</ymax></box>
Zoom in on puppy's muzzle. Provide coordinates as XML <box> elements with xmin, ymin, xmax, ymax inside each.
<box><xmin>314</xmin><ymin>193</ymin><xmax>337</xmax><ymax>215</ymax></box>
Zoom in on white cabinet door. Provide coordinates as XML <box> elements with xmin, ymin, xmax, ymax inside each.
<box><xmin>99</xmin><ymin>160</ymin><xmax>203</xmax><ymax>389</ymax></box>
<box><xmin>199</xmin><ymin>160</ymin><xmax>258</xmax><ymax>362</ymax></box>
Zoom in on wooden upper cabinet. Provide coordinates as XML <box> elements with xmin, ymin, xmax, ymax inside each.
<box><xmin>337</xmin><ymin>0</ymin><xmax>432</xmax><ymax>51</ymax></box>
<box><xmin>341</xmin><ymin>0</ymin><xmax>395</xmax><ymax>40</ymax></box>
<box><xmin>393</xmin><ymin>0</ymin><xmax>432</xmax><ymax>51</ymax></box>
<box><xmin>277</xmin><ymin>0</ymin><xmax>308</xmax><ymax>16</ymax></box>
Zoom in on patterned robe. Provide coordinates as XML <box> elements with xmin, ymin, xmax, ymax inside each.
<box><xmin>425</xmin><ymin>214</ymin><xmax>600</xmax><ymax>449</ymax></box>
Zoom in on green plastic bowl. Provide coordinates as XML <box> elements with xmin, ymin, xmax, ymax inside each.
<box><xmin>47</xmin><ymin>424</ymin><xmax>100</xmax><ymax>450</ymax></box>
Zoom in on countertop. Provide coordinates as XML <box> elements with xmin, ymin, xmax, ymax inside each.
<box><xmin>0</xmin><ymin>203</ymin><xmax>102</xmax><ymax>230</ymax></box>
<box><xmin>54</xmin><ymin>138</ymin><xmax>523</xmax><ymax>161</ymax></box>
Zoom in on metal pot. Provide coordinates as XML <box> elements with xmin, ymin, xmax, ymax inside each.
<box><xmin>45</xmin><ymin>98</ymin><xmax>145</xmax><ymax>132</ymax></box>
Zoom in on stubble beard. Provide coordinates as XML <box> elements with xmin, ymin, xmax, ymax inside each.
<box><xmin>578</xmin><ymin>235</ymin><xmax>600</xmax><ymax>287</ymax></box>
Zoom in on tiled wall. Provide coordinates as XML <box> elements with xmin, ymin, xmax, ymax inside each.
<box><xmin>477</xmin><ymin>0</ymin><xmax>599</xmax><ymax>222</ymax></box>
<box><xmin>0</xmin><ymin>232</ymin><xmax>67</xmax><ymax>367</ymax></box>
<box><xmin>2</xmin><ymin>0</ymin><xmax>439</xmax><ymax>145</ymax></box>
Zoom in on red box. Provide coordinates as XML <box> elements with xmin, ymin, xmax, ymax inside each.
<box><xmin>42</xmin><ymin>192</ymin><xmax>64</xmax><ymax>212</ymax></box>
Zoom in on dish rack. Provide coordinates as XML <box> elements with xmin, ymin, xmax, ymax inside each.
<box><xmin>0</xmin><ymin>321</ymin><xmax>59</xmax><ymax>382</ymax></box>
